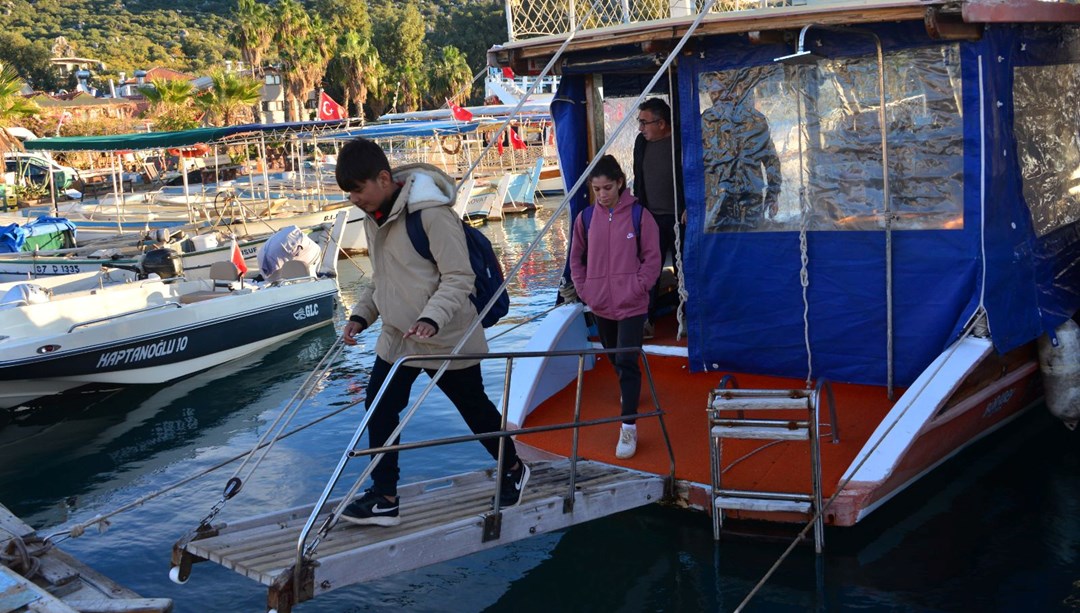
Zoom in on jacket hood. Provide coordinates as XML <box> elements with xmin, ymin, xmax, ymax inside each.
<box><xmin>390</xmin><ymin>163</ymin><xmax>456</xmax><ymax>216</ymax></box>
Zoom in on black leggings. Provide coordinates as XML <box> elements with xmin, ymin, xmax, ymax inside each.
<box><xmin>365</xmin><ymin>356</ymin><xmax>519</xmax><ymax>497</ymax></box>
<box><xmin>594</xmin><ymin>313</ymin><xmax>646</xmax><ymax>423</ymax></box>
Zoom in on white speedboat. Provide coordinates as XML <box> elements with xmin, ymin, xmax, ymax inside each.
<box><xmin>0</xmin><ymin>212</ymin><xmax>348</xmax><ymax>409</ymax></box>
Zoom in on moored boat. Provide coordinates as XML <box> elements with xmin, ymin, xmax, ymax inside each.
<box><xmin>0</xmin><ymin>212</ymin><xmax>348</xmax><ymax>409</ymax></box>
<box><xmin>491</xmin><ymin>0</ymin><xmax>1080</xmax><ymax>535</ymax></box>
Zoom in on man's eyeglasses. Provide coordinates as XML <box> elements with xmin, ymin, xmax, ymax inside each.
<box><xmin>637</xmin><ymin>118</ymin><xmax>662</xmax><ymax>126</ymax></box>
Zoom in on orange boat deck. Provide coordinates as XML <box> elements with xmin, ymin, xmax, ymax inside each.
<box><xmin>516</xmin><ymin>313</ymin><xmax>898</xmax><ymax>508</ymax></box>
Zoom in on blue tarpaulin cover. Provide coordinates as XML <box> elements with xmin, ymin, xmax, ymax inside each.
<box><xmin>554</xmin><ymin>22</ymin><xmax>1080</xmax><ymax>387</ymax></box>
<box><xmin>0</xmin><ymin>216</ymin><xmax>77</xmax><ymax>253</ymax></box>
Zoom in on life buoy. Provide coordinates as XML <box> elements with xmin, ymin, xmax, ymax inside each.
<box><xmin>440</xmin><ymin>133</ymin><xmax>463</xmax><ymax>155</ymax></box>
<box><xmin>167</xmin><ymin>143</ymin><xmax>211</xmax><ymax>158</ymax></box>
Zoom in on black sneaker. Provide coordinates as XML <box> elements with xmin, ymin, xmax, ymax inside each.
<box><xmin>497</xmin><ymin>462</ymin><xmax>531</xmax><ymax>508</ymax></box>
<box><xmin>341</xmin><ymin>489</ymin><xmax>400</xmax><ymax>526</ymax></box>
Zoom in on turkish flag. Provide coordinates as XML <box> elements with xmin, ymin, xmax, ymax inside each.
<box><xmin>502</xmin><ymin>67</ymin><xmax>515</xmax><ymax>79</ymax></box>
<box><xmin>318</xmin><ymin>91</ymin><xmax>345</xmax><ymax>120</ymax></box>
<box><xmin>447</xmin><ymin>99</ymin><xmax>473</xmax><ymax>122</ymax></box>
<box><xmin>509</xmin><ymin>127</ymin><xmax>527</xmax><ymax>150</ymax></box>
<box><xmin>230</xmin><ymin>238</ymin><xmax>249</xmax><ymax>276</ymax></box>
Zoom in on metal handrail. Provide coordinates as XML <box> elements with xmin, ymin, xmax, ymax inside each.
<box><xmin>67</xmin><ymin>301</ymin><xmax>181</xmax><ymax>333</ymax></box>
<box><xmin>293</xmin><ymin>345</ymin><xmax>675</xmax><ymax>595</ymax></box>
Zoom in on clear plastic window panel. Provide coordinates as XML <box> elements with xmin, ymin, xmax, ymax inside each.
<box><xmin>699</xmin><ymin>45</ymin><xmax>964</xmax><ymax>233</ymax></box>
<box><xmin>1013</xmin><ymin>63</ymin><xmax>1080</xmax><ymax>238</ymax></box>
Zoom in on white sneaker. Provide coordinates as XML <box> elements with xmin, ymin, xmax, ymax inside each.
<box><xmin>615</xmin><ymin>428</ymin><xmax>637</xmax><ymax>459</ymax></box>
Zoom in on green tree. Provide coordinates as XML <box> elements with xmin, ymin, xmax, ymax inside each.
<box><xmin>139</xmin><ymin>78</ymin><xmax>198</xmax><ymax>131</ymax></box>
<box><xmin>329</xmin><ymin>31</ymin><xmax>384</xmax><ymax>122</ymax></box>
<box><xmin>0</xmin><ymin>33</ymin><xmax>61</xmax><ymax>93</ymax></box>
<box><xmin>273</xmin><ymin>0</ymin><xmax>332</xmax><ymax>121</ymax></box>
<box><xmin>372</xmin><ymin>0</ymin><xmax>427</xmax><ymax>113</ymax></box>
<box><xmin>0</xmin><ymin>62</ymin><xmax>39</xmax><ymax>155</ymax></box>
<box><xmin>314</xmin><ymin>0</ymin><xmax>372</xmax><ymax>40</ymax></box>
<box><xmin>230</xmin><ymin>0</ymin><xmax>275</xmax><ymax>75</ymax></box>
<box><xmin>194</xmin><ymin>71</ymin><xmax>263</xmax><ymax>126</ymax></box>
<box><xmin>427</xmin><ymin>46</ymin><xmax>473</xmax><ymax>107</ymax></box>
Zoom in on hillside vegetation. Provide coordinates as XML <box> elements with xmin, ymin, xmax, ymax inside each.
<box><xmin>0</xmin><ymin>0</ymin><xmax>507</xmax><ymax>104</ymax></box>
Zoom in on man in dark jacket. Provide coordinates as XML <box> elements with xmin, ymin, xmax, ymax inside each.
<box><xmin>633</xmin><ymin>98</ymin><xmax>684</xmax><ymax>338</ymax></box>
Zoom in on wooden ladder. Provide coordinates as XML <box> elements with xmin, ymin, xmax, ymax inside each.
<box><xmin>706</xmin><ymin>381</ymin><xmax>838</xmax><ymax>552</ymax></box>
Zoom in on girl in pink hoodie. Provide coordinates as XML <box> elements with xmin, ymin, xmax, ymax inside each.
<box><xmin>569</xmin><ymin>155</ymin><xmax>662</xmax><ymax>459</ymax></box>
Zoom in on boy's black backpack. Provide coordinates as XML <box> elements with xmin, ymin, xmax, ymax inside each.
<box><xmin>405</xmin><ymin>210</ymin><xmax>510</xmax><ymax>328</ymax></box>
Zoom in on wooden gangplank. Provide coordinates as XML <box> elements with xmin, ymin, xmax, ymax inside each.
<box><xmin>174</xmin><ymin>460</ymin><xmax>666</xmax><ymax>612</ymax></box>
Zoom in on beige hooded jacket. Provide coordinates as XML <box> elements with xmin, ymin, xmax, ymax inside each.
<box><xmin>350</xmin><ymin>164</ymin><xmax>486</xmax><ymax>369</ymax></box>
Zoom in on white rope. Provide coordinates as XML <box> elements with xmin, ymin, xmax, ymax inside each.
<box><xmin>795</xmin><ymin>66</ymin><xmax>812</xmax><ymax>390</ymax></box>
<box><xmin>669</xmin><ymin>65</ymin><xmax>690</xmax><ymax>341</ymax></box>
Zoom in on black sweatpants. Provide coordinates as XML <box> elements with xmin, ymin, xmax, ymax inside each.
<box><xmin>365</xmin><ymin>356</ymin><xmax>519</xmax><ymax>497</ymax></box>
<box><xmin>594</xmin><ymin>313</ymin><xmax>647</xmax><ymax>423</ymax></box>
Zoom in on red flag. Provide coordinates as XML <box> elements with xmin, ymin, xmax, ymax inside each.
<box><xmin>502</xmin><ymin>67</ymin><xmax>515</xmax><ymax>79</ymax></box>
<box><xmin>509</xmin><ymin>127</ymin><xmax>527</xmax><ymax>150</ymax></box>
<box><xmin>497</xmin><ymin>138</ymin><xmax>504</xmax><ymax>155</ymax></box>
<box><xmin>447</xmin><ymin>99</ymin><xmax>473</xmax><ymax>122</ymax></box>
<box><xmin>230</xmin><ymin>238</ymin><xmax>249</xmax><ymax>276</ymax></box>
<box><xmin>318</xmin><ymin>91</ymin><xmax>345</xmax><ymax>121</ymax></box>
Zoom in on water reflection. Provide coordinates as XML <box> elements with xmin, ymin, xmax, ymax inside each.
<box><xmin>0</xmin><ymin>326</ymin><xmax>340</xmax><ymax>525</ymax></box>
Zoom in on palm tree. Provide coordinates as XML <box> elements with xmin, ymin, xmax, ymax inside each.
<box><xmin>427</xmin><ymin>46</ymin><xmax>473</xmax><ymax>107</ymax></box>
<box><xmin>0</xmin><ymin>63</ymin><xmax>39</xmax><ymax>155</ymax></box>
<box><xmin>194</xmin><ymin>71</ymin><xmax>263</xmax><ymax>126</ymax></box>
<box><xmin>332</xmin><ymin>31</ymin><xmax>384</xmax><ymax>122</ymax></box>
<box><xmin>230</xmin><ymin>0</ymin><xmax>274</xmax><ymax>75</ymax></box>
<box><xmin>274</xmin><ymin>0</ymin><xmax>331</xmax><ymax>122</ymax></box>
<box><xmin>139</xmin><ymin>78</ymin><xmax>198</xmax><ymax>131</ymax></box>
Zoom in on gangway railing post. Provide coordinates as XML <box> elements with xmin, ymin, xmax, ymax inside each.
<box><xmin>639</xmin><ymin>350</ymin><xmax>676</xmax><ymax>495</ymax></box>
<box><xmin>483</xmin><ymin>356</ymin><xmax>516</xmax><ymax>542</ymax></box>
<box><xmin>566</xmin><ymin>354</ymin><xmax>587</xmax><ymax>513</ymax></box>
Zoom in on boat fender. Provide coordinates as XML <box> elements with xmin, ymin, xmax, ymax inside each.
<box><xmin>1037</xmin><ymin>318</ymin><xmax>1080</xmax><ymax>430</ymax></box>
<box><xmin>140</xmin><ymin>248</ymin><xmax>184</xmax><ymax>280</ymax></box>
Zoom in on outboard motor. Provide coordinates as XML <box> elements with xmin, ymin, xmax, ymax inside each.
<box><xmin>140</xmin><ymin>248</ymin><xmax>184</xmax><ymax>279</ymax></box>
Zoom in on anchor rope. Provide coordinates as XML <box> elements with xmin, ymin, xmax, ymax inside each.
<box><xmin>195</xmin><ymin>336</ymin><xmax>346</xmax><ymax>528</ymax></box>
<box><xmin>0</xmin><ymin>526</ymin><xmax>49</xmax><ymax>579</ymax></box>
<box><xmin>46</xmin><ymin>336</ymin><xmax>354</xmax><ymax>544</ymax></box>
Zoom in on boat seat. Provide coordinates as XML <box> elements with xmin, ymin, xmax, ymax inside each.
<box><xmin>267</xmin><ymin>259</ymin><xmax>313</xmax><ymax>284</ymax></box>
<box><xmin>179</xmin><ymin>261</ymin><xmax>241</xmax><ymax>304</ymax></box>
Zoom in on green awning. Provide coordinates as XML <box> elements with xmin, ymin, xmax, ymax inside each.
<box><xmin>23</xmin><ymin>120</ymin><xmax>345</xmax><ymax>152</ymax></box>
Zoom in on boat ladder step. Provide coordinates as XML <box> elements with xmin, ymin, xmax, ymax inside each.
<box><xmin>175</xmin><ymin>460</ymin><xmax>663</xmax><ymax>606</ymax></box>
<box><xmin>707</xmin><ymin>382</ymin><xmax>838</xmax><ymax>552</ymax></box>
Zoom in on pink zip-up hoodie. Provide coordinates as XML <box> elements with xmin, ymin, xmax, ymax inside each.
<box><xmin>569</xmin><ymin>189</ymin><xmax>661</xmax><ymax>320</ymax></box>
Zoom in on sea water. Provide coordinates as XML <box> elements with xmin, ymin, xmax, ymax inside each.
<box><xmin>1</xmin><ymin>205</ymin><xmax>1078</xmax><ymax>612</ymax></box>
